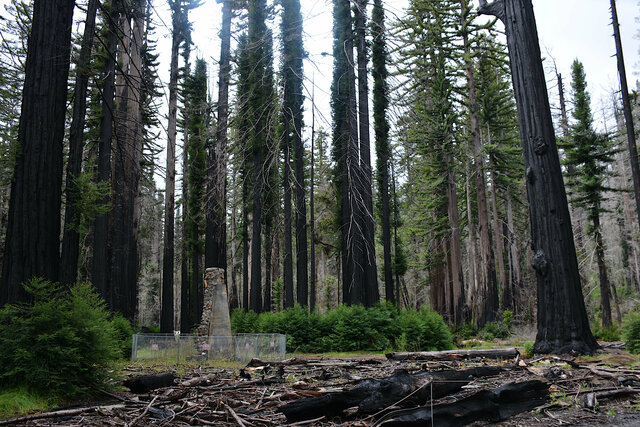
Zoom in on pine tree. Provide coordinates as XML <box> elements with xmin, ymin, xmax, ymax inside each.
<box><xmin>184</xmin><ymin>58</ymin><xmax>208</xmax><ymax>327</ymax></box>
<box><xmin>563</xmin><ymin>60</ymin><xmax>618</xmax><ymax>328</ymax></box>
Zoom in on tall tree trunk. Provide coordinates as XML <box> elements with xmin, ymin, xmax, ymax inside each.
<box><xmin>161</xmin><ymin>0</ymin><xmax>181</xmax><ymax>332</ymax></box>
<box><xmin>309</xmin><ymin>91</ymin><xmax>316</xmax><ymax>311</ymax></box>
<box><xmin>372</xmin><ymin>0</ymin><xmax>393</xmax><ymax>304</ymax></box>
<box><xmin>93</xmin><ymin>1</ymin><xmax>119</xmax><ymax>303</ymax></box>
<box><xmin>479</xmin><ymin>0</ymin><xmax>597</xmax><ymax>354</ymax></box>
<box><xmin>332</xmin><ymin>0</ymin><xmax>364</xmax><ymax>305</ymax></box>
<box><xmin>0</xmin><ymin>0</ymin><xmax>74</xmax><ymax>304</ymax></box>
<box><xmin>355</xmin><ymin>0</ymin><xmax>378</xmax><ymax>307</ymax></box>
<box><xmin>461</xmin><ymin>18</ymin><xmax>498</xmax><ymax>325</ymax></box>
<box><xmin>111</xmin><ymin>0</ymin><xmax>145</xmax><ymax>320</ymax></box>
<box><xmin>283</xmin><ymin>127</ymin><xmax>294</xmax><ymax>308</ymax></box>
<box><xmin>487</xmin><ymin>137</ymin><xmax>508</xmax><ymax>310</ymax></box>
<box><xmin>610</xmin><ymin>0</ymin><xmax>640</xmax><ymax>235</ymax></box>
<box><xmin>206</xmin><ymin>0</ymin><xmax>231</xmax><ymax>273</ymax></box>
<box><xmin>446</xmin><ymin>153</ymin><xmax>465</xmax><ymax>324</ymax></box>
<box><xmin>593</xmin><ymin>211</ymin><xmax>612</xmax><ymax>328</ymax></box>
<box><xmin>505</xmin><ymin>190</ymin><xmax>521</xmax><ymax>314</ymax></box>
<box><xmin>242</xmin><ymin>178</ymin><xmax>249</xmax><ymax>309</ymax></box>
<box><xmin>465</xmin><ymin>140</ymin><xmax>479</xmax><ymax>313</ymax></box>
<box><xmin>60</xmin><ymin>0</ymin><xmax>99</xmax><ymax>286</ymax></box>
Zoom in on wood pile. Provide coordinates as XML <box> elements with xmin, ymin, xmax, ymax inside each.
<box><xmin>3</xmin><ymin>348</ymin><xmax>640</xmax><ymax>426</ymax></box>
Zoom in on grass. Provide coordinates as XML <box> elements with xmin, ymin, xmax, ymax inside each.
<box><xmin>0</xmin><ymin>388</ymin><xmax>56</xmax><ymax>420</ymax></box>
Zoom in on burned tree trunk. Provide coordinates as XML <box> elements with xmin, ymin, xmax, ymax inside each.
<box><xmin>279</xmin><ymin>367</ymin><xmax>502</xmax><ymax>422</ymax></box>
<box><xmin>93</xmin><ymin>1</ymin><xmax>120</xmax><ymax>302</ymax></box>
<box><xmin>60</xmin><ymin>0</ymin><xmax>99</xmax><ymax>286</ymax></box>
<box><xmin>161</xmin><ymin>0</ymin><xmax>182</xmax><ymax>332</ymax></box>
<box><xmin>1</xmin><ymin>0</ymin><xmax>75</xmax><ymax>304</ymax></box>
<box><xmin>479</xmin><ymin>0</ymin><xmax>597</xmax><ymax>354</ymax></box>
<box><xmin>205</xmin><ymin>0</ymin><xmax>232</xmax><ymax>274</ymax></box>
<box><xmin>376</xmin><ymin>380</ymin><xmax>549</xmax><ymax>426</ymax></box>
<box><xmin>610</xmin><ymin>0</ymin><xmax>640</xmax><ymax>235</ymax></box>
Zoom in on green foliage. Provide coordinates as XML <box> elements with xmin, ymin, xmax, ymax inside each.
<box><xmin>232</xmin><ymin>304</ymin><xmax>452</xmax><ymax>353</ymax></box>
<box><xmin>0</xmin><ymin>280</ymin><xmax>120</xmax><ymax>398</ymax></box>
<box><xmin>479</xmin><ymin>321</ymin><xmax>510</xmax><ymax>341</ymax></box>
<box><xmin>451</xmin><ymin>322</ymin><xmax>478</xmax><ymax>341</ymax></box>
<box><xmin>592</xmin><ymin>321</ymin><xmax>621</xmax><ymax>342</ymax></box>
<box><xmin>110</xmin><ymin>313</ymin><xmax>133</xmax><ymax>359</ymax></box>
<box><xmin>502</xmin><ymin>310</ymin><xmax>513</xmax><ymax>328</ymax></box>
<box><xmin>623</xmin><ymin>312</ymin><xmax>640</xmax><ymax>354</ymax></box>
<box><xmin>66</xmin><ymin>172</ymin><xmax>111</xmax><ymax>235</ymax></box>
<box><xmin>523</xmin><ymin>341</ymin><xmax>534</xmax><ymax>358</ymax></box>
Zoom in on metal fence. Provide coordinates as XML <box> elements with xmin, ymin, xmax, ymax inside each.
<box><xmin>131</xmin><ymin>333</ymin><xmax>286</xmax><ymax>363</ymax></box>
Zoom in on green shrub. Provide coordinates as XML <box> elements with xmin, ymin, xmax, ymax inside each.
<box><xmin>523</xmin><ymin>341</ymin><xmax>534</xmax><ymax>358</ymax></box>
<box><xmin>418</xmin><ymin>309</ymin><xmax>453</xmax><ymax>351</ymax></box>
<box><xmin>111</xmin><ymin>313</ymin><xmax>133</xmax><ymax>359</ymax></box>
<box><xmin>592</xmin><ymin>322</ymin><xmax>621</xmax><ymax>342</ymax></box>
<box><xmin>623</xmin><ymin>313</ymin><xmax>640</xmax><ymax>354</ymax></box>
<box><xmin>230</xmin><ymin>304</ymin><xmax>452</xmax><ymax>353</ymax></box>
<box><xmin>502</xmin><ymin>310</ymin><xmax>513</xmax><ymax>328</ymax></box>
<box><xmin>0</xmin><ymin>279</ymin><xmax>120</xmax><ymax>398</ymax></box>
<box><xmin>479</xmin><ymin>321</ymin><xmax>510</xmax><ymax>340</ymax></box>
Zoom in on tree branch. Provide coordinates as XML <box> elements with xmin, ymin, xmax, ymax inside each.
<box><xmin>478</xmin><ymin>0</ymin><xmax>505</xmax><ymax>22</ymax></box>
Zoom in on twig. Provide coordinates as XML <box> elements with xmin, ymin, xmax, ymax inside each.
<box><xmin>285</xmin><ymin>416</ymin><xmax>326</xmax><ymax>426</ymax></box>
<box><xmin>223</xmin><ymin>401</ymin><xmax>249</xmax><ymax>427</ymax></box>
<box><xmin>128</xmin><ymin>395</ymin><xmax>158</xmax><ymax>427</ymax></box>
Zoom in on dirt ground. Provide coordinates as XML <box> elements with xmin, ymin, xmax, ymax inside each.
<box><xmin>3</xmin><ymin>345</ymin><xmax>640</xmax><ymax>426</ymax></box>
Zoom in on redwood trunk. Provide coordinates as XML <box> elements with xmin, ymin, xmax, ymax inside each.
<box><xmin>60</xmin><ymin>0</ymin><xmax>99</xmax><ymax>286</ymax></box>
<box><xmin>161</xmin><ymin>0</ymin><xmax>181</xmax><ymax>332</ymax></box>
<box><xmin>1</xmin><ymin>0</ymin><xmax>75</xmax><ymax>304</ymax></box>
<box><xmin>479</xmin><ymin>0</ymin><xmax>597</xmax><ymax>354</ymax></box>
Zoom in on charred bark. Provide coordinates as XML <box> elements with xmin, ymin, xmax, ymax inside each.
<box><xmin>376</xmin><ymin>380</ymin><xmax>549</xmax><ymax>426</ymax></box>
<box><xmin>479</xmin><ymin>0</ymin><xmax>597</xmax><ymax>354</ymax></box>
<box><xmin>1</xmin><ymin>0</ymin><xmax>75</xmax><ymax>304</ymax></box>
<box><xmin>60</xmin><ymin>0</ymin><xmax>99</xmax><ymax>286</ymax></box>
<box><xmin>205</xmin><ymin>0</ymin><xmax>232</xmax><ymax>274</ymax></box>
<box><xmin>93</xmin><ymin>2</ymin><xmax>120</xmax><ymax>303</ymax></box>
<box><xmin>161</xmin><ymin>0</ymin><xmax>182</xmax><ymax>332</ymax></box>
<box><xmin>279</xmin><ymin>367</ymin><xmax>502</xmax><ymax>422</ymax></box>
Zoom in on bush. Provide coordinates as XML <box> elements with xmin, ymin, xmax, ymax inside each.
<box><xmin>111</xmin><ymin>313</ymin><xmax>133</xmax><ymax>359</ymax></box>
<box><xmin>0</xmin><ymin>279</ymin><xmax>120</xmax><ymax>399</ymax></box>
<box><xmin>523</xmin><ymin>341</ymin><xmax>534</xmax><ymax>358</ymax></box>
<box><xmin>479</xmin><ymin>321</ymin><xmax>510</xmax><ymax>341</ymax></box>
<box><xmin>231</xmin><ymin>304</ymin><xmax>452</xmax><ymax>353</ymax></box>
<box><xmin>623</xmin><ymin>312</ymin><xmax>640</xmax><ymax>354</ymax></box>
<box><xmin>592</xmin><ymin>322</ymin><xmax>621</xmax><ymax>342</ymax></box>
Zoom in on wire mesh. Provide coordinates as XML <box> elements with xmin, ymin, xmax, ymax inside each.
<box><xmin>131</xmin><ymin>333</ymin><xmax>286</xmax><ymax>363</ymax></box>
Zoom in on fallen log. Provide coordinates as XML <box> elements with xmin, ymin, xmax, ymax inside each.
<box><xmin>374</xmin><ymin>380</ymin><xmax>549</xmax><ymax>426</ymax></box>
<box><xmin>386</xmin><ymin>347</ymin><xmax>519</xmax><ymax>361</ymax></box>
<box><xmin>124</xmin><ymin>372</ymin><xmax>176</xmax><ymax>393</ymax></box>
<box><xmin>279</xmin><ymin>366</ymin><xmax>502</xmax><ymax>422</ymax></box>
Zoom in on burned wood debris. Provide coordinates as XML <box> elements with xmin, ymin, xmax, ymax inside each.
<box><xmin>4</xmin><ymin>349</ymin><xmax>640</xmax><ymax>426</ymax></box>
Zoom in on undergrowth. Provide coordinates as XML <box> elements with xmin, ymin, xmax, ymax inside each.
<box><xmin>0</xmin><ymin>279</ymin><xmax>128</xmax><ymax>401</ymax></box>
<box><xmin>231</xmin><ymin>303</ymin><xmax>452</xmax><ymax>353</ymax></box>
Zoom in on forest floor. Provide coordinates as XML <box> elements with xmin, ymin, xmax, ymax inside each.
<box><xmin>3</xmin><ymin>342</ymin><xmax>640</xmax><ymax>426</ymax></box>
